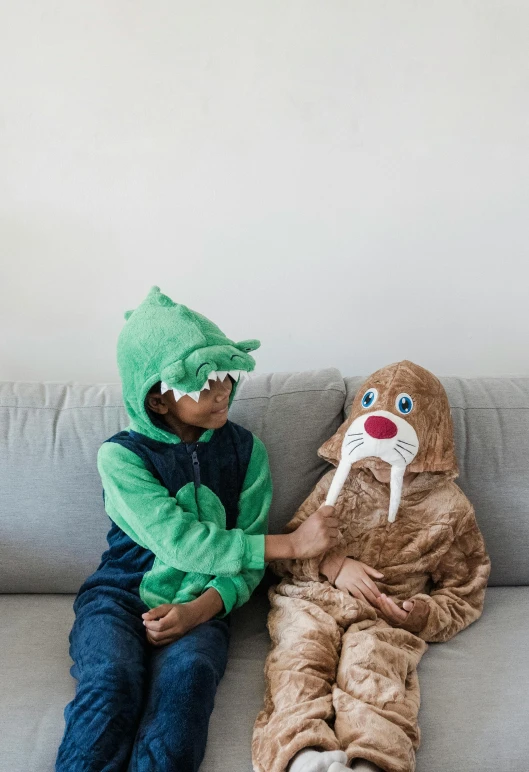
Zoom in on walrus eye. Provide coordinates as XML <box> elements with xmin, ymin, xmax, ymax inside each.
<box><xmin>361</xmin><ymin>388</ymin><xmax>378</xmax><ymax>408</ymax></box>
<box><xmin>396</xmin><ymin>393</ymin><xmax>414</xmax><ymax>414</ymax></box>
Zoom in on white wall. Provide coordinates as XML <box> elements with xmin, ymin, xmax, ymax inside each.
<box><xmin>1</xmin><ymin>1</ymin><xmax>528</xmax><ymax>382</ymax></box>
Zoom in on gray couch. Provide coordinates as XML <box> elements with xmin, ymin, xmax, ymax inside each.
<box><xmin>1</xmin><ymin>369</ymin><xmax>527</xmax><ymax>772</ymax></box>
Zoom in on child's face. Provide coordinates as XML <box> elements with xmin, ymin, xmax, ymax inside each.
<box><xmin>147</xmin><ymin>375</ymin><xmax>234</xmax><ymax>434</ymax></box>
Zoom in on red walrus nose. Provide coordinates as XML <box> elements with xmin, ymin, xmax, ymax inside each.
<box><xmin>364</xmin><ymin>415</ymin><xmax>398</xmax><ymax>439</ymax></box>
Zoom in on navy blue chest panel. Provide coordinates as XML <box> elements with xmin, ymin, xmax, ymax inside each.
<box><xmin>105</xmin><ymin>421</ymin><xmax>254</xmax><ymax>531</ymax></box>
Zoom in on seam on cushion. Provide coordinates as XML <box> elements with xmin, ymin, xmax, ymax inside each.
<box><xmin>5</xmin><ymin>403</ymin><xmax>527</xmax><ymax>411</ymax></box>
<box><xmin>448</xmin><ymin>406</ymin><xmax>529</xmax><ymax>410</ymax></box>
<box><xmin>0</xmin><ymin>392</ymin><xmax>345</xmax><ymax>410</ymax></box>
<box><xmin>0</xmin><ymin>405</ymin><xmax>124</xmax><ymax>410</ymax></box>
<box><xmin>345</xmin><ymin>403</ymin><xmax>529</xmax><ymax>412</ymax></box>
<box><xmin>234</xmin><ymin>387</ymin><xmax>346</xmax><ymax>402</ymax></box>
<box><xmin>1</xmin><ymin>389</ymin><xmax>346</xmax><ymax>410</ymax></box>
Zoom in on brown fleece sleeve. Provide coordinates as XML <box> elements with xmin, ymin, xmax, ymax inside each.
<box><xmin>398</xmin><ymin>503</ymin><xmax>491</xmax><ymax>643</ymax></box>
<box><xmin>319</xmin><ymin>550</ymin><xmax>348</xmax><ymax>584</ymax></box>
<box><xmin>270</xmin><ymin>469</ymin><xmax>348</xmax><ymax>581</ymax></box>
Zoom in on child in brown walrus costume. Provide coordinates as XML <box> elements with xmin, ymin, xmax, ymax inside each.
<box><xmin>252</xmin><ymin>361</ymin><xmax>491</xmax><ymax>772</ymax></box>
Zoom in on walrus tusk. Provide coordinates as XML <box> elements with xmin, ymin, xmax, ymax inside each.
<box><xmin>325</xmin><ymin>458</ymin><xmax>352</xmax><ymax>507</ymax></box>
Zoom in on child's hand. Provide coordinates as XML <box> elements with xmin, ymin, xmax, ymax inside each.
<box><xmin>375</xmin><ymin>593</ymin><xmax>415</xmax><ymax>624</ymax></box>
<box><xmin>142</xmin><ymin>602</ymin><xmax>200</xmax><ymax>647</ymax></box>
<box><xmin>334</xmin><ymin>558</ymin><xmax>384</xmax><ymax>605</ymax></box>
<box><xmin>142</xmin><ymin>588</ymin><xmax>224</xmax><ymax>647</ymax></box>
<box><xmin>289</xmin><ymin>505</ymin><xmax>342</xmax><ymax>559</ymax></box>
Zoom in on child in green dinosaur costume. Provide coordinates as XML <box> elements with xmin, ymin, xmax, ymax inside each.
<box><xmin>55</xmin><ymin>286</ymin><xmax>340</xmax><ymax>772</ymax></box>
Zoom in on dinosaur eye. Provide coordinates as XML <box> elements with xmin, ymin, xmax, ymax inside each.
<box><xmin>361</xmin><ymin>389</ymin><xmax>378</xmax><ymax>409</ymax></box>
<box><xmin>396</xmin><ymin>393</ymin><xmax>414</xmax><ymax>414</ymax></box>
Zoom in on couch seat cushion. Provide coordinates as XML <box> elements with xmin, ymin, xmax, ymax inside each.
<box><xmin>0</xmin><ymin>588</ymin><xmax>525</xmax><ymax>772</ymax></box>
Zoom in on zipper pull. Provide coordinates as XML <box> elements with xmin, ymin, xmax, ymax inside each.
<box><xmin>191</xmin><ymin>449</ymin><xmax>201</xmax><ymax>489</ymax></box>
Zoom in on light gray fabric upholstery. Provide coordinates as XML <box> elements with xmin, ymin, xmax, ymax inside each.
<box><xmin>0</xmin><ymin>382</ymin><xmax>127</xmax><ymax>593</ymax></box>
<box><xmin>0</xmin><ymin>588</ymin><xmax>526</xmax><ymax>772</ymax></box>
<box><xmin>230</xmin><ymin>368</ymin><xmax>345</xmax><ymax>534</ymax></box>
<box><xmin>0</xmin><ymin>370</ymin><xmax>344</xmax><ymax>592</ymax></box>
<box><xmin>1</xmin><ymin>371</ymin><xmax>526</xmax><ymax>771</ymax></box>
<box><xmin>0</xmin><ymin>594</ymin><xmax>75</xmax><ymax>772</ymax></box>
<box><xmin>344</xmin><ymin>376</ymin><xmax>529</xmax><ymax>586</ymax></box>
<box><xmin>417</xmin><ymin>586</ymin><xmax>528</xmax><ymax>771</ymax></box>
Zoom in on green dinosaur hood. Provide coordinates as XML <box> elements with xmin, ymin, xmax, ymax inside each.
<box><xmin>117</xmin><ymin>286</ymin><xmax>260</xmax><ymax>444</ymax></box>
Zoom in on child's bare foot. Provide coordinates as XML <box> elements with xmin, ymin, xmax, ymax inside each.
<box><xmin>289</xmin><ymin>748</ymin><xmax>349</xmax><ymax>772</ymax></box>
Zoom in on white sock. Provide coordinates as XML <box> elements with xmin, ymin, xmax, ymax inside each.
<box><xmin>329</xmin><ymin>760</ymin><xmax>382</xmax><ymax>772</ymax></box>
<box><xmin>289</xmin><ymin>748</ymin><xmax>349</xmax><ymax>772</ymax></box>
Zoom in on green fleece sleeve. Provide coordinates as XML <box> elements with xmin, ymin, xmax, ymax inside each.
<box><xmin>97</xmin><ymin>441</ymin><xmax>265</xmax><ymax>577</ymax></box>
<box><xmin>205</xmin><ymin>435</ymin><xmax>273</xmax><ymax>615</ymax></box>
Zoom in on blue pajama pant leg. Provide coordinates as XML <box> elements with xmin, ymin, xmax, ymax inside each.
<box><xmin>128</xmin><ymin>618</ymin><xmax>230</xmax><ymax>772</ymax></box>
<box><xmin>55</xmin><ymin>591</ymin><xmax>148</xmax><ymax>772</ymax></box>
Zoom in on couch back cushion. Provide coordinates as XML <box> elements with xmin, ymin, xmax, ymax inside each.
<box><xmin>0</xmin><ymin>370</ymin><xmax>345</xmax><ymax>592</ymax></box>
<box><xmin>344</xmin><ymin>376</ymin><xmax>529</xmax><ymax>586</ymax></box>
<box><xmin>230</xmin><ymin>369</ymin><xmax>345</xmax><ymax>534</ymax></box>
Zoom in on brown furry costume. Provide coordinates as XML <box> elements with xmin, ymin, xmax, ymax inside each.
<box><xmin>252</xmin><ymin>361</ymin><xmax>490</xmax><ymax>772</ymax></box>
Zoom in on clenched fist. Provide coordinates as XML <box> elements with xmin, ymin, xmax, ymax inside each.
<box><xmin>142</xmin><ymin>588</ymin><xmax>225</xmax><ymax>647</ymax></box>
<box><xmin>289</xmin><ymin>505</ymin><xmax>342</xmax><ymax>559</ymax></box>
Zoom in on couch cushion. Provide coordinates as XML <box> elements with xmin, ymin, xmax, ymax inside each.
<box><xmin>229</xmin><ymin>368</ymin><xmax>345</xmax><ymax>534</ymax></box>
<box><xmin>0</xmin><ymin>594</ymin><xmax>75</xmax><ymax>772</ymax></box>
<box><xmin>0</xmin><ymin>588</ymin><xmax>525</xmax><ymax>772</ymax></box>
<box><xmin>344</xmin><ymin>376</ymin><xmax>529</xmax><ymax>586</ymax></box>
<box><xmin>0</xmin><ymin>589</ymin><xmax>270</xmax><ymax>772</ymax></box>
<box><xmin>0</xmin><ymin>382</ymin><xmax>126</xmax><ymax>594</ymax></box>
<box><xmin>0</xmin><ymin>370</ymin><xmax>345</xmax><ymax>592</ymax></box>
<box><xmin>417</xmin><ymin>587</ymin><xmax>527</xmax><ymax>771</ymax></box>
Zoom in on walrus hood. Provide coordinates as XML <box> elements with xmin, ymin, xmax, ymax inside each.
<box><xmin>319</xmin><ymin>360</ymin><xmax>458</xmax><ymax>522</ymax></box>
<box><xmin>117</xmin><ymin>286</ymin><xmax>260</xmax><ymax>444</ymax></box>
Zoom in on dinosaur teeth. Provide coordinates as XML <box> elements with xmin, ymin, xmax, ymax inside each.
<box><xmin>197</xmin><ymin>369</ymin><xmax>245</xmax><ymax>394</ymax></box>
<box><xmin>159</xmin><ymin>382</ymin><xmax>198</xmax><ymax>403</ymax></box>
<box><xmin>159</xmin><ymin>368</ymin><xmax>250</xmax><ymax>406</ymax></box>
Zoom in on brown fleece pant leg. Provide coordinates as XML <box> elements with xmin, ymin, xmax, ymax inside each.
<box><xmin>333</xmin><ymin>620</ymin><xmax>427</xmax><ymax>772</ymax></box>
<box><xmin>252</xmin><ymin>591</ymin><xmax>344</xmax><ymax>772</ymax></box>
